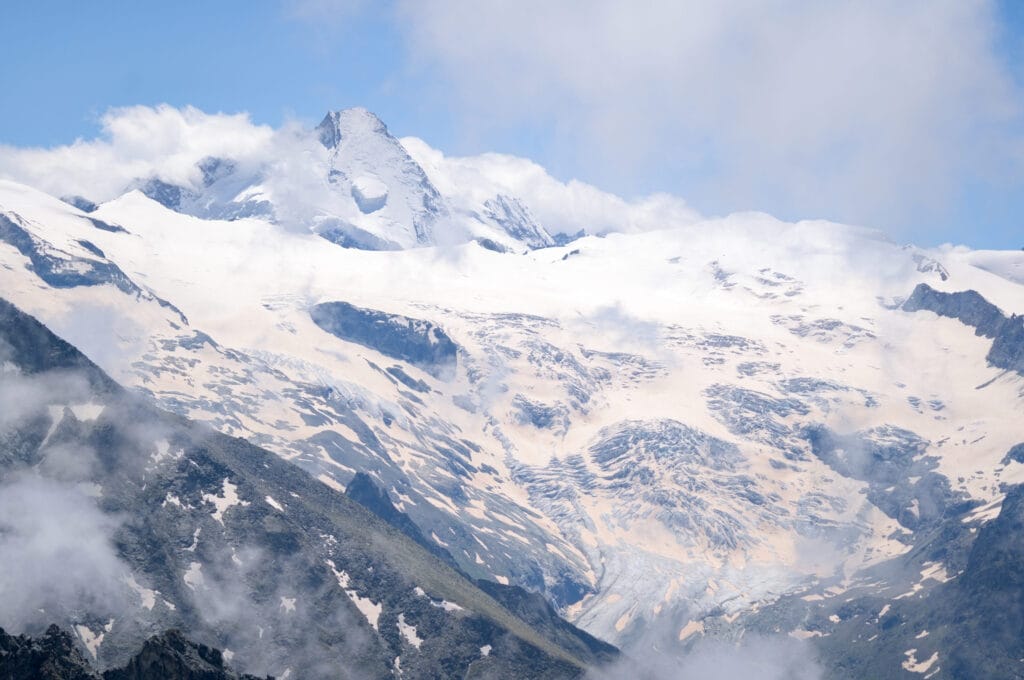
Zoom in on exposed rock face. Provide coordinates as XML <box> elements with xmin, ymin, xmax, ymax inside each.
<box><xmin>139</xmin><ymin>179</ymin><xmax>188</xmax><ymax>212</ymax></box>
<box><xmin>0</xmin><ymin>297</ymin><xmax>119</xmax><ymax>394</ymax></box>
<box><xmin>0</xmin><ymin>627</ymin><xmax>268</xmax><ymax>680</ymax></box>
<box><xmin>805</xmin><ymin>424</ymin><xmax>968</xmax><ymax>531</ymax></box>
<box><xmin>62</xmin><ymin>195</ymin><xmax>99</xmax><ymax>213</ymax></box>
<box><xmin>946</xmin><ymin>484</ymin><xmax>1024</xmax><ymax>677</ymax></box>
<box><xmin>1002</xmin><ymin>443</ymin><xmax>1024</xmax><ymax>465</ymax></box>
<box><xmin>310</xmin><ymin>302</ymin><xmax>458</xmax><ymax>380</ymax></box>
<box><xmin>482</xmin><ymin>195</ymin><xmax>554</xmax><ymax>249</ymax></box>
<box><xmin>989</xmin><ymin>314</ymin><xmax>1024</xmax><ymax>374</ymax></box>
<box><xmin>344</xmin><ymin>472</ymin><xmax>617</xmax><ymax>667</ymax></box>
<box><xmin>103</xmin><ymin>630</ymin><xmax>267</xmax><ymax>680</ymax></box>
<box><xmin>902</xmin><ymin>283</ymin><xmax>1006</xmax><ymax>337</ymax></box>
<box><xmin>0</xmin><ymin>625</ymin><xmax>99</xmax><ymax>680</ymax></box>
<box><xmin>0</xmin><ymin>213</ymin><xmax>140</xmax><ymax>295</ymax></box>
<box><xmin>902</xmin><ymin>283</ymin><xmax>1024</xmax><ymax>374</ymax></box>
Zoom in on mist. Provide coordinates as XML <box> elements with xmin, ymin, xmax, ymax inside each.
<box><xmin>0</xmin><ymin>474</ymin><xmax>130</xmax><ymax>632</ymax></box>
<box><xmin>587</xmin><ymin>628</ymin><xmax>822</xmax><ymax>680</ymax></box>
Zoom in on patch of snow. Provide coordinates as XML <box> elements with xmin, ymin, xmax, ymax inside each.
<box><xmin>185</xmin><ymin>527</ymin><xmax>200</xmax><ymax>552</ymax></box>
<box><xmin>203</xmin><ymin>477</ymin><xmax>249</xmax><ymax>525</ymax></box>
<box><xmin>183</xmin><ymin>561</ymin><xmax>204</xmax><ymax>591</ymax></box>
<box><xmin>318</xmin><ymin>473</ymin><xmax>345</xmax><ymax>492</ymax></box>
<box><xmin>902</xmin><ymin>649</ymin><xmax>939</xmax><ymax>674</ymax></box>
<box><xmin>125</xmin><ymin>574</ymin><xmax>157</xmax><ymax>610</ymax></box>
<box><xmin>678</xmin><ymin>620</ymin><xmax>704</xmax><ymax>641</ymax></box>
<box><xmin>327</xmin><ymin>561</ymin><xmax>382</xmax><ymax>630</ymax></box>
<box><xmin>74</xmin><ymin>625</ymin><xmax>104</xmax><ymax>659</ymax></box>
<box><xmin>151</xmin><ymin>439</ymin><xmax>179</xmax><ymax>465</ymax></box>
<box><xmin>430</xmin><ymin>599</ymin><xmax>464</xmax><ymax>613</ymax></box>
<box><xmin>265</xmin><ymin>495</ymin><xmax>284</xmax><ymax>512</ymax></box>
<box><xmin>480</xmin><ymin>644</ymin><xmax>492</xmax><ymax>657</ymax></box>
<box><xmin>397</xmin><ymin>614</ymin><xmax>423</xmax><ymax>649</ymax></box>
<box><xmin>69</xmin><ymin>402</ymin><xmax>105</xmax><ymax>421</ymax></box>
<box><xmin>280</xmin><ymin>596</ymin><xmax>296</xmax><ymax>613</ymax></box>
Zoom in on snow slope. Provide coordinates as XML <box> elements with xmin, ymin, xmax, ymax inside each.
<box><xmin>0</xmin><ymin>112</ymin><xmax>1022</xmax><ymax>649</ymax></box>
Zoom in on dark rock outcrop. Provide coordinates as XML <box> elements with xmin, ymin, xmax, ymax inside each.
<box><xmin>1002</xmin><ymin>443</ymin><xmax>1024</xmax><ymax>465</ymax></box>
<box><xmin>310</xmin><ymin>301</ymin><xmax>458</xmax><ymax>379</ymax></box>
<box><xmin>0</xmin><ymin>625</ymin><xmax>99</xmax><ymax>680</ymax></box>
<box><xmin>61</xmin><ymin>195</ymin><xmax>98</xmax><ymax>213</ymax></box>
<box><xmin>0</xmin><ymin>626</ymin><xmax>269</xmax><ymax>680</ymax></box>
<box><xmin>805</xmin><ymin>424</ymin><xmax>969</xmax><ymax>531</ymax></box>
<box><xmin>0</xmin><ymin>213</ymin><xmax>141</xmax><ymax>295</ymax></box>
<box><xmin>902</xmin><ymin>283</ymin><xmax>1024</xmax><ymax>374</ymax></box>
<box><xmin>946</xmin><ymin>484</ymin><xmax>1024</xmax><ymax>678</ymax></box>
<box><xmin>0</xmin><ymin>298</ymin><xmax>119</xmax><ymax>395</ymax></box>
<box><xmin>104</xmin><ymin>630</ymin><xmax>267</xmax><ymax>680</ymax></box>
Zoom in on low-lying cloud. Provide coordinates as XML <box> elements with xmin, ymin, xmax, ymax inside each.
<box><xmin>591</xmin><ymin>632</ymin><xmax>822</xmax><ymax>680</ymax></box>
<box><xmin>0</xmin><ymin>474</ymin><xmax>129</xmax><ymax>632</ymax></box>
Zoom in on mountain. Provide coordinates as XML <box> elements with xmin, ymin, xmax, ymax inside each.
<box><xmin>0</xmin><ymin>297</ymin><xmax>615</xmax><ymax>678</ymax></box>
<box><xmin>122</xmin><ymin>107</ymin><xmax>554</xmax><ymax>253</ymax></box>
<box><xmin>1</xmin><ymin>106</ymin><xmax>1023</xmax><ymax>678</ymax></box>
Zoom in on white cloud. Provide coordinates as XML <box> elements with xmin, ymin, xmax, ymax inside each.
<box><xmin>0</xmin><ymin>105</ymin><xmax>274</xmax><ymax>202</ymax></box>
<box><xmin>395</xmin><ymin>0</ymin><xmax>1023</xmax><ymax>239</ymax></box>
<box><xmin>402</xmin><ymin>136</ymin><xmax>700</xmax><ymax>236</ymax></box>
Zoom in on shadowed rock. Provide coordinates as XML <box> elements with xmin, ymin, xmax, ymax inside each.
<box><xmin>311</xmin><ymin>301</ymin><xmax>458</xmax><ymax>380</ymax></box>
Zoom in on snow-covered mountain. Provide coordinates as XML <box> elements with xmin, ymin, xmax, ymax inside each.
<box><xmin>61</xmin><ymin>107</ymin><xmax>556</xmax><ymax>253</ymax></box>
<box><xmin>1</xmin><ymin>106</ymin><xmax>1023</xmax><ymax>678</ymax></box>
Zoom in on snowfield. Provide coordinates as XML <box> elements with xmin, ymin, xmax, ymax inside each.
<box><xmin>0</xmin><ymin>109</ymin><xmax>1021</xmax><ymax>646</ymax></box>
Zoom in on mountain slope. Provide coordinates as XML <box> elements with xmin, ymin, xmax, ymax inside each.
<box><xmin>0</xmin><ymin>297</ymin><xmax>615</xmax><ymax>678</ymax></box>
<box><xmin>2</xmin><ymin>174</ymin><xmax>1023</xmax><ymax>654</ymax></box>
<box><xmin>0</xmin><ymin>105</ymin><xmax>1022</xmax><ymax>678</ymax></box>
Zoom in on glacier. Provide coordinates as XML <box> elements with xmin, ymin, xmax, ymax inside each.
<box><xmin>0</xmin><ymin>108</ymin><xmax>1022</xmax><ymax>670</ymax></box>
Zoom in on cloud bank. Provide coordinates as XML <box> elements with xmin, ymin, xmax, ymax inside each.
<box><xmin>394</xmin><ymin>0</ymin><xmax>1022</xmax><ymax>241</ymax></box>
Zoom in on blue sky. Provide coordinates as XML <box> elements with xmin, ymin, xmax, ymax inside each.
<box><xmin>1</xmin><ymin>1</ymin><xmax>1021</xmax><ymax>249</ymax></box>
